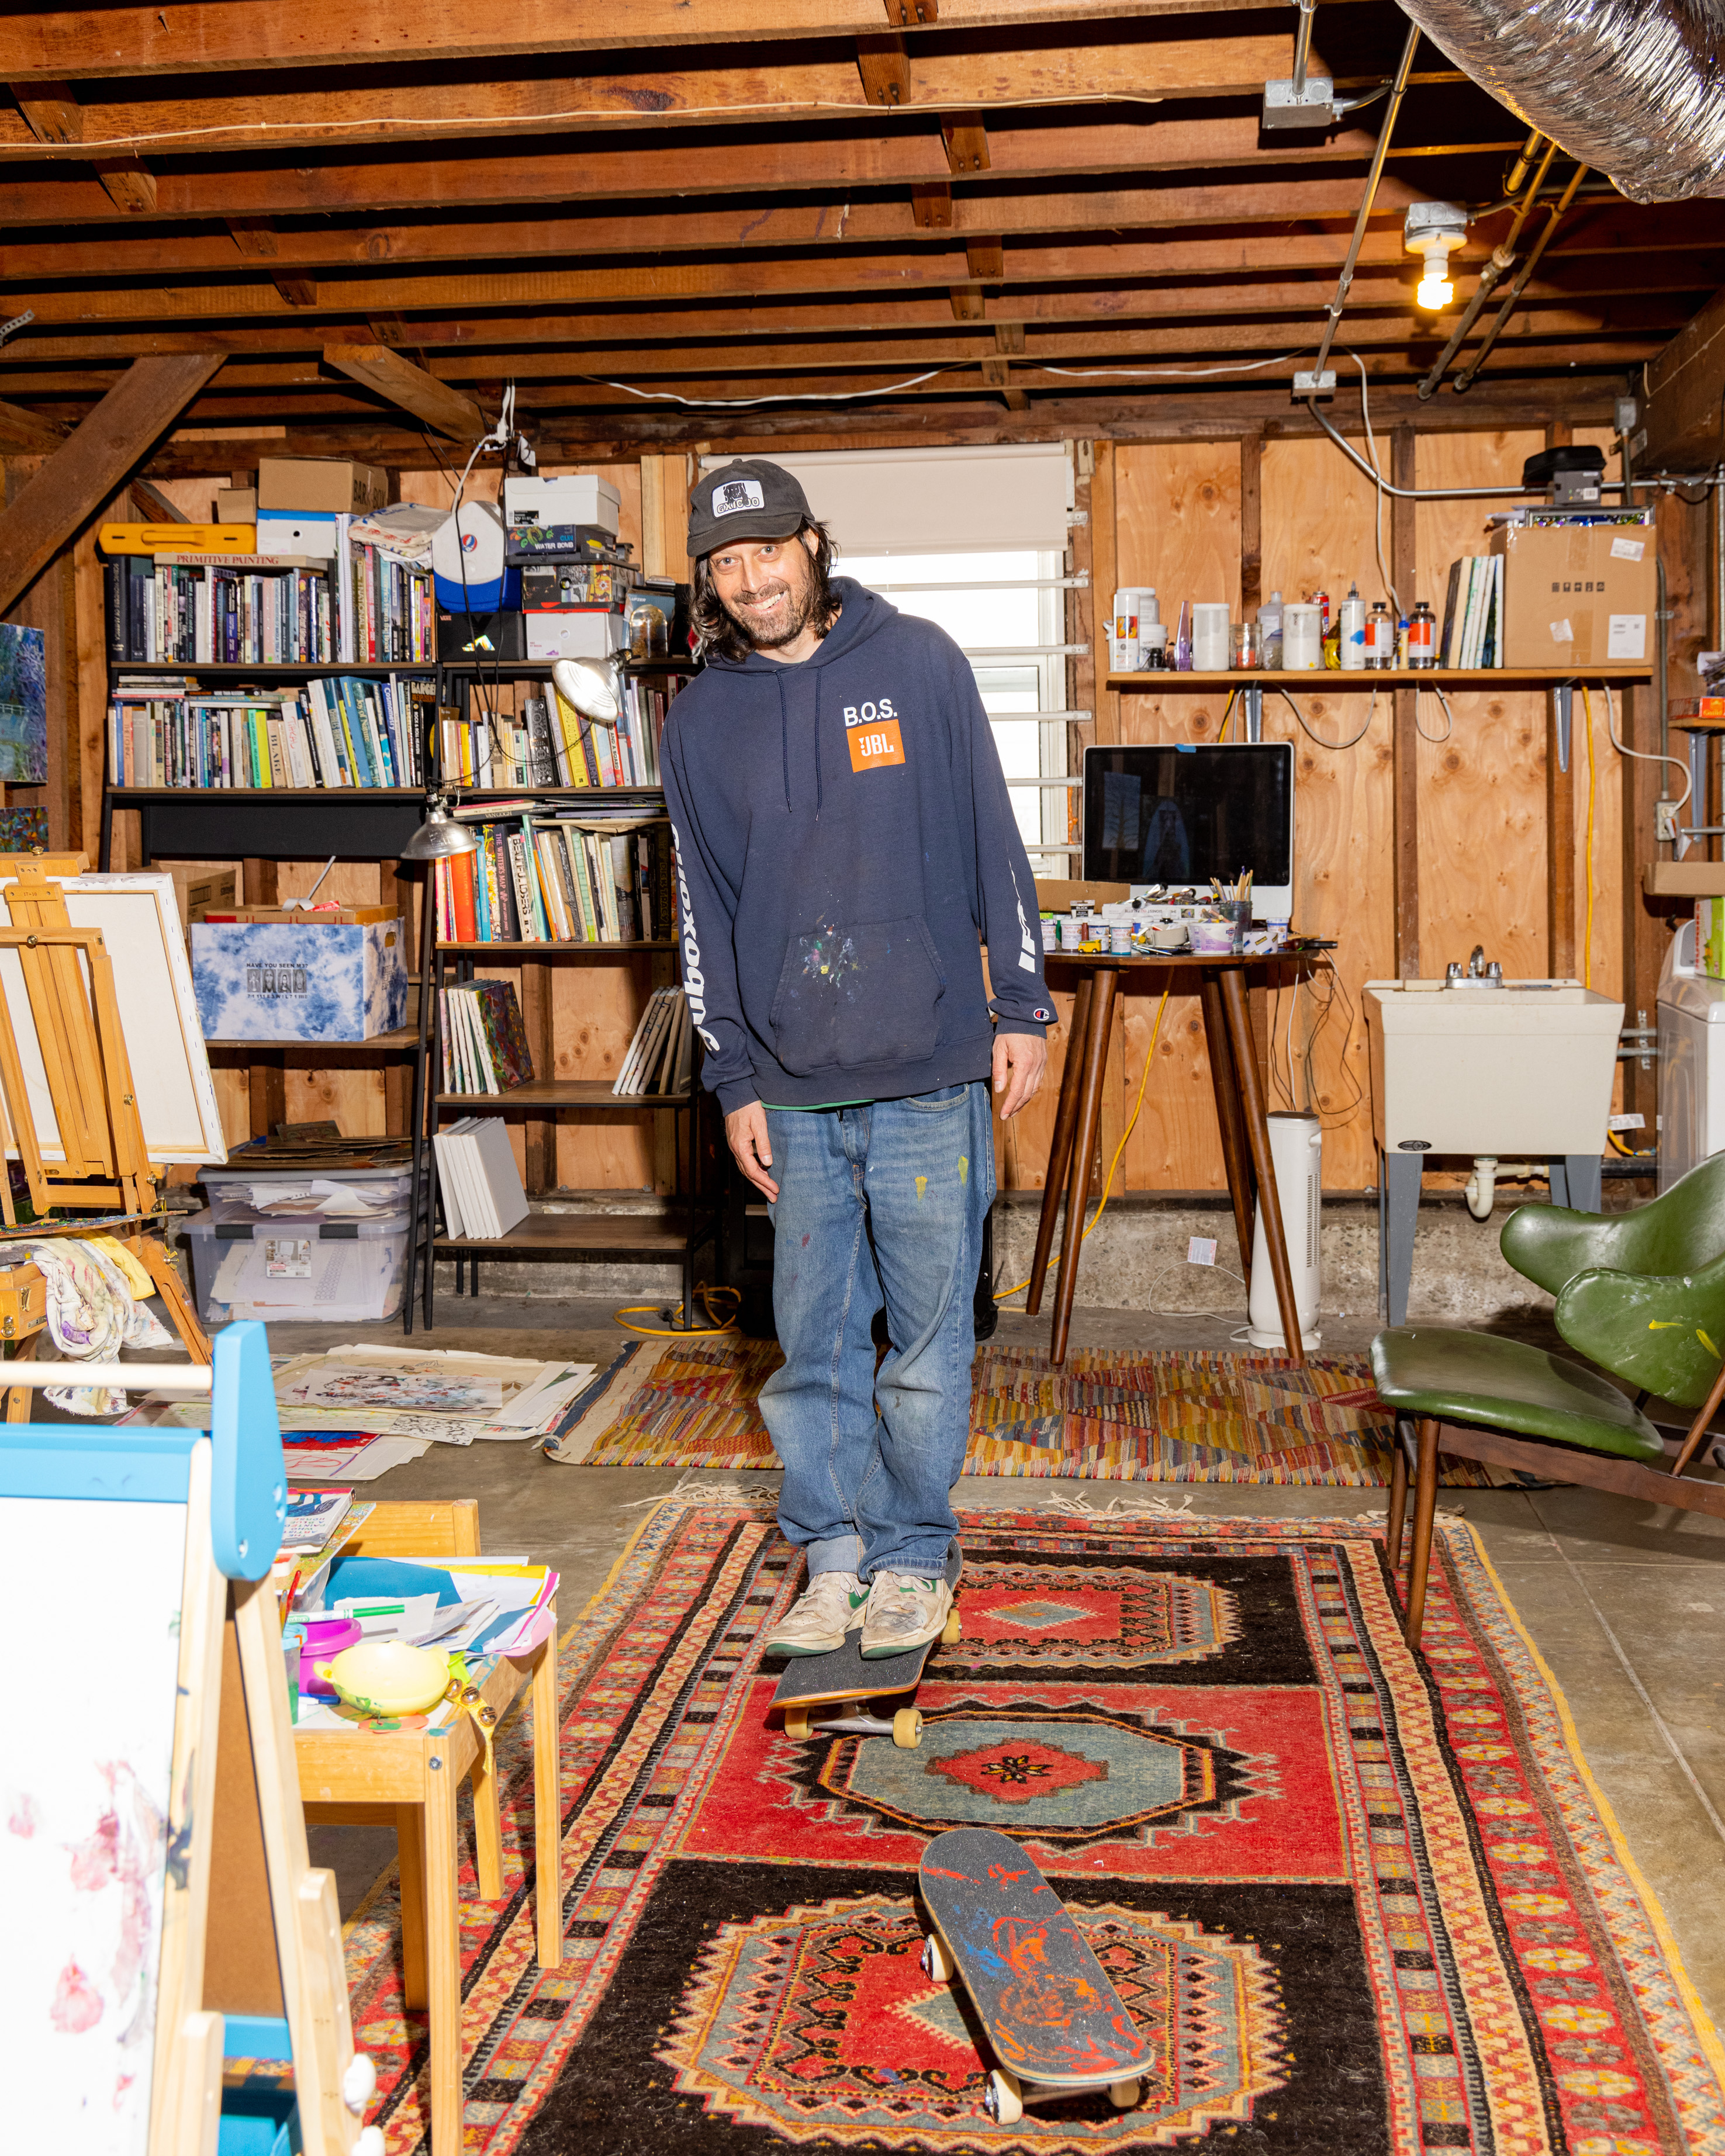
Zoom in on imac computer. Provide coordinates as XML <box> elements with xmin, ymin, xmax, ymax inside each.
<box><xmin>1081</xmin><ymin>741</ymin><xmax>1295</xmax><ymax>921</ymax></box>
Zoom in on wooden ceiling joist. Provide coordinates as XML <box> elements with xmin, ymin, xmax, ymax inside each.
<box><xmin>320</xmin><ymin>340</ymin><xmax>487</xmax><ymax>438</ymax></box>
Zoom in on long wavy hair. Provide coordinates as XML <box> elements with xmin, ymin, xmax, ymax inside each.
<box><xmin>690</xmin><ymin>517</ymin><xmax>839</xmax><ymax>663</ymax></box>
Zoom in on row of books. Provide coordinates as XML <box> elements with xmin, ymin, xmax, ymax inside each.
<box><xmin>431</xmin><ymin>814</ymin><xmax>673</xmax><ymax>946</ymax></box>
<box><xmin>433</xmin><ymin>1118</ymin><xmax>530</xmax><ymax>1241</ymax></box>
<box><xmin>438</xmin><ymin>679</ymin><xmax>668</xmax><ymax>790</ymax></box>
<box><xmin>109</xmin><ymin>676</ymin><xmax>430</xmax><ymax>791</ymax></box>
<box><xmin>439</xmin><ymin>980</ymin><xmax>535</xmax><ymax>1096</ymax></box>
<box><xmin>616</xmin><ymin>986</ymin><xmax>693</xmax><ymax>1096</ymax></box>
<box><xmin>104</xmin><ymin>537</ymin><xmax>438</xmax><ymax>668</ymax></box>
<box><xmin>1439</xmin><ymin>555</ymin><xmax>1506</xmax><ymax>669</ymax></box>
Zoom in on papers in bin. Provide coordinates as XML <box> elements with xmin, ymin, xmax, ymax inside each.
<box><xmin>334</xmin><ymin>1592</ymin><xmax>501</xmax><ymax>1649</ymax></box>
<box><xmin>321</xmin><ymin>1559</ymin><xmax>557</xmax><ymax>1657</ymax></box>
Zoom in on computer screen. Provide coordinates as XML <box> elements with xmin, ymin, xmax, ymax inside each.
<box><xmin>1081</xmin><ymin>743</ymin><xmax>1295</xmax><ymax>901</ymax></box>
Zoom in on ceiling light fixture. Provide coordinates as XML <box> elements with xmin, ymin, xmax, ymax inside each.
<box><xmin>1405</xmin><ymin>201</ymin><xmax>1468</xmax><ymax>312</ymax></box>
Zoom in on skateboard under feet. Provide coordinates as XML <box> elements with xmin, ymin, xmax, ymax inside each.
<box><xmin>918</xmin><ymin>1826</ymin><xmax>1157</xmax><ymax>2124</ymax></box>
<box><xmin>769</xmin><ymin>1545</ymin><xmax>962</xmax><ymax>1749</ymax></box>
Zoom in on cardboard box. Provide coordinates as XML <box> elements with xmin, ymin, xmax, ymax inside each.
<box><xmin>257</xmin><ymin>458</ymin><xmax>388</xmax><ymax>515</ymax></box>
<box><xmin>191</xmin><ymin>915</ymin><xmax>407</xmax><ymax>1041</ymax></box>
<box><xmin>168</xmin><ymin>864</ymin><xmax>240</xmax><ymax>926</ymax></box>
<box><xmin>504</xmin><ymin>473</ymin><xmax>621</xmax><ymax>538</ymax></box>
<box><xmin>524</xmin><ymin>608</ymin><xmax>626</xmax><ymax>660</ymax></box>
<box><xmin>216</xmin><ymin>487</ymin><xmax>257</xmax><ymax>522</ymax></box>
<box><xmin>203</xmin><ymin>905</ymin><xmax>398</xmax><ymax>925</ymax></box>
<box><xmin>1489</xmin><ymin>519</ymin><xmax>1657</xmax><ymax>667</ymax></box>
<box><xmin>256</xmin><ymin>510</ymin><xmax>337</xmax><ymax>559</ymax></box>
<box><xmin>1645</xmin><ymin>861</ymin><xmax>1725</xmax><ymax>897</ymax></box>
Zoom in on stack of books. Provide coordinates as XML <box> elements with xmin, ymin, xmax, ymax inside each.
<box><xmin>432</xmin><ymin>813</ymin><xmax>672</xmax><ymax>944</ymax></box>
<box><xmin>433</xmin><ymin>1118</ymin><xmax>531</xmax><ymax>1239</ymax></box>
<box><xmin>1439</xmin><ymin>555</ymin><xmax>1505</xmax><ymax>669</ymax></box>
<box><xmin>439</xmin><ymin>980</ymin><xmax>534</xmax><ymax>1095</ymax></box>
<box><xmin>109</xmin><ymin>675</ymin><xmax>430</xmax><ymax>788</ymax></box>
<box><xmin>437</xmin><ymin>677</ymin><xmax>665</xmax><ymax>788</ymax></box>
<box><xmin>615</xmin><ymin>987</ymin><xmax>693</xmax><ymax>1096</ymax></box>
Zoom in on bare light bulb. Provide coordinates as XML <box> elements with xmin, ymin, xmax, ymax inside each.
<box><xmin>1416</xmin><ymin>272</ymin><xmax>1454</xmax><ymax>311</ymax></box>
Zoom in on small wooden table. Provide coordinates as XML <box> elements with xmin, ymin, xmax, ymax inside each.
<box><xmin>1029</xmin><ymin>949</ymin><xmax>1318</xmax><ymax>1366</ymax></box>
<box><xmin>294</xmin><ymin>1510</ymin><xmax>561</xmax><ymax>2156</ymax></box>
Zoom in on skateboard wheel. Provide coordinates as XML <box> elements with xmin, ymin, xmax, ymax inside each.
<box><xmin>942</xmin><ymin>1610</ymin><xmax>962</xmax><ymax>1645</ymax></box>
<box><xmin>919</xmin><ymin>1930</ymin><xmax>956</xmax><ymax>1983</ymax></box>
<box><xmin>892</xmin><ymin>1707</ymin><xmax>923</xmax><ymax>1748</ymax></box>
<box><xmin>1109</xmin><ymin>2077</ymin><xmax>1142</xmax><ymax>2109</ymax></box>
<box><xmin>986</xmin><ymin>2069</ymin><xmax>1023</xmax><ymax>2124</ymax></box>
<box><xmin>783</xmin><ymin>1709</ymin><xmax>811</xmax><ymax>1741</ymax></box>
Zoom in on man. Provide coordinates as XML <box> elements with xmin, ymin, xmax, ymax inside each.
<box><xmin>661</xmin><ymin>458</ymin><xmax>1053</xmax><ymax>1660</ymax></box>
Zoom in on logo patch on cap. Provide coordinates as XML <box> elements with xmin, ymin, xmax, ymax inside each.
<box><xmin>713</xmin><ymin>479</ymin><xmax>765</xmax><ymax>515</ymax></box>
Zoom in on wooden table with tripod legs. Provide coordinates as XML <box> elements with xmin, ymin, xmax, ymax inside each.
<box><xmin>1026</xmin><ymin>950</ymin><xmax>1320</xmax><ymax>1366</ymax></box>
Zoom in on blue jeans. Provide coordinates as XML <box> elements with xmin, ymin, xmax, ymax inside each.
<box><xmin>760</xmin><ymin>1081</ymin><xmax>994</xmax><ymax>1582</ymax></box>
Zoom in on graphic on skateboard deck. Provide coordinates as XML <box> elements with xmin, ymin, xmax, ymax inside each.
<box><xmin>769</xmin><ymin>1545</ymin><xmax>962</xmax><ymax>1749</ymax></box>
<box><xmin>918</xmin><ymin>1826</ymin><xmax>1157</xmax><ymax>2124</ymax></box>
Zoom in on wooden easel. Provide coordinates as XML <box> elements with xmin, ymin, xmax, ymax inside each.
<box><xmin>0</xmin><ymin>854</ymin><xmax>210</xmax><ymax>1414</ymax></box>
<box><xmin>0</xmin><ymin>1324</ymin><xmax>378</xmax><ymax>2156</ymax></box>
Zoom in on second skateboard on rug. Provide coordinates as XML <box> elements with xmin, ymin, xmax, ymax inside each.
<box><xmin>918</xmin><ymin>1826</ymin><xmax>1157</xmax><ymax>2124</ymax></box>
<box><xmin>769</xmin><ymin>1545</ymin><xmax>962</xmax><ymax>1749</ymax></box>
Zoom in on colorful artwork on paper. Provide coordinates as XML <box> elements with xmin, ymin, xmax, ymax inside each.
<box><xmin>1</xmin><ymin>1494</ymin><xmax>187</xmax><ymax>2155</ymax></box>
<box><xmin>0</xmin><ymin>805</ymin><xmax>49</xmax><ymax>852</ymax></box>
<box><xmin>0</xmin><ymin>624</ymin><xmax>47</xmax><ymax>784</ymax></box>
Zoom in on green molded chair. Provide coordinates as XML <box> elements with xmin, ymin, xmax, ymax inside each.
<box><xmin>1501</xmin><ymin>1150</ymin><xmax>1725</xmax><ymax>1299</ymax></box>
<box><xmin>1372</xmin><ymin>1245</ymin><xmax>1725</xmax><ymax>1648</ymax></box>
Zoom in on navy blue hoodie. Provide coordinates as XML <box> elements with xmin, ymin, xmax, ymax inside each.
<box><xmin>661</xmin><ymin>577</ymin><xmax>1054</xmax><ymax>1116</ymax></box>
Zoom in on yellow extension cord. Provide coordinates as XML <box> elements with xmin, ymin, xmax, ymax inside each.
<box><xmin>614</xmin><ymin>1282</ymin><xmax>741</xmax><ymax>1337</ymax></box>
<box><xmin>994</xmin><ymin>985</ymin><xmax>1171</xmax><ymax>1303</ymax></box>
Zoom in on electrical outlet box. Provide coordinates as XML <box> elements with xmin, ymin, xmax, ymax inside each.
<box><xmin>1292</xmin><ymin>370</ymin><xmax>1337</xmax><ymax>399</ymax></box>
<box><xmin>1187</xmin><ymin>1236</ymin><xmax>1218</xmax><ymax>1267</ymax></box>
<box><xmin>1657</xmin><ymin>800</ymin><xmax>1679</xmax><ymax>843</ymax></box>
<box><xmin>1262</xmin><ymin>75</ymin><xmax>1339</xmax><ymax>127</ymax></box>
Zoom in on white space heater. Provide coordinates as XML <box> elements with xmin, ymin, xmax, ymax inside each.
<box><xmin>1246</xmin><ymin>1111</ymin><xmax>1323</xmax><ymax>1351</ymax></box>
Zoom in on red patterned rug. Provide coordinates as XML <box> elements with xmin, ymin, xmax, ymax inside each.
<box><xmin>341</xmin><ymin>1499</ymin><xmax>1725</xmax><ymax>2154</ymax></box>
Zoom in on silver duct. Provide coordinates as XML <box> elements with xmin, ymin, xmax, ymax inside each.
<box><xmin>1394</xmin><ymin>0</ymin><xmax>1725</xmax><ymax>203</ymax></box>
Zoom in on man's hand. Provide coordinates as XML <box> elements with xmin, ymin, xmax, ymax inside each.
<box><xmin>725</xmin><ymin>1099</ymin><xmax>780</xmax><ymax>1200</ymax></box>
<box><xmin>992</xmin><ymin>1030</ymin><xmax>1047</xmax><ymax>1120</ymax></box>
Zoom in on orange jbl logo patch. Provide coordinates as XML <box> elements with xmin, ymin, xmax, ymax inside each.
<box><xmin>848</xmin><ymin>718</ymin><xmax>904</xmax><ymax>772</ymax></box>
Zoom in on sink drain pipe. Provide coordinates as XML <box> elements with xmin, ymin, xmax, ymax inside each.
<box><xmin>1464</xmin><ymin>1158</ymin><xmax>1547</xmax><ymax>1218</ymax></box>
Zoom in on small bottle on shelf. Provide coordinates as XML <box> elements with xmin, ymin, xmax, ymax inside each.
<box><xmin>1407</xmin><ymin>600</ymin><xmax>1437</xmax><ymax>669</ymax></box>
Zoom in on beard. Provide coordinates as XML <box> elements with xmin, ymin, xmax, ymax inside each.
<box><xmin>720</xmin><ymin>560</ymin><xmax>822</xmax><ymax>650</ymax></box>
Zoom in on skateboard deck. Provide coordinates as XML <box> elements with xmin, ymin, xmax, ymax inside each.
<box><xmin>769</xmin><ymin>1545</ymin><xmax>962</xmax><ymax>1746</ymax></box>
<box><xmin>918</xmin><ymin>1827</ymin><xmax>1156</xmax><ymax>2123</ymax></box>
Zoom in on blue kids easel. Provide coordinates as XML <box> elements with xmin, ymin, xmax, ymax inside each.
<box><xmin>0</xmin><ymin>1321</ymin><xmax>382</xmax><ymax>2156</ymax></box>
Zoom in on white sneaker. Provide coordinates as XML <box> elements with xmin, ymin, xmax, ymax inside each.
<box><xmin>764</xmin><ymin>1571</ymin><xmax>868</xmax><ymax>1656</ymax></box>
<box><xmin>860</xmin><ymin>1571</ymin><xmax>952</xmax><ymax>1659</ymax></box>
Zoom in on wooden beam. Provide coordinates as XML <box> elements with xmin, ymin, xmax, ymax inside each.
<box><xmin>856</xmin><ymin>31</ymin><xmax>910</xmax><ymax>106</ymax></box>
<box><xmin>910</xmin><ymin>182</ymin><xmax>953</xmax><ymax>230</ymax></box>
<box><xmin>1544</xmin><ymin>416</ymin><xmax>1578</xmax><ymax>980</ymax></box>
<box><xmin>1239</xmin><ymin>425</ymin><xmax>1262</xmax><ymax>618</ymax></box>
<box><xmin>9</xmin><ymin>78</ymin><xmax>81</xmax><ymax>141</ymax></box>
<box><xmin>0</xmin><ymin>397</ymin><xmax>65</xmax><ymax>451</ymax></box>
<box><xmin>1391</xmin><ymin>423</ymin><xmax>1418</xmax><ymax>980</ymax></box>
<box><xmin>320</xmin><ymin>340</ymin><xmax>486</xmax><ymax>438</ymax></box>
<box><xmin>1640</xmin><ymin>282</ymin><xmax>1725</xmax><ymax>472</ymax></box>
<box><xmin>0</xmin><ymin>353</ymin><xmax>221</xmax><ymax>614</ymax></box>
<box><xmin>966</xmin><ymin>238</ymin><xmax>1005</xmax><ymax>280</ymax></box>
<box><xmin>91</xmin><ymin>157</ymin><xmax>155</xmax><ymax>214</ymax></box>
<box><xmin>228</xmin><ymin>222</ymin><xmax>316</xmax><ymax>307</ymax></box>
<box><xmin>0</xmin><ymin>1</ymin><xmax>1249</xmax><ymax>80</ymax></box>
<box><xmin>0</xmin><ymin>115</ymin><xmax>1526</xmax><ymax>230</ymax></box>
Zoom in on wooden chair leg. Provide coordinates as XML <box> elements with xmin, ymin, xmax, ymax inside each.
<box><xmin>1402</xmin><ymin>1418</ymin><xmax>1441</xmax><ymax>1648</ymax></box>
<box><xmin>469</xmin><ymin>1749</ymin><xmax>504</xmax><ymax>1901</ymax></box>
<box><xmin>130</xmin><ymin>1232</ymin><xmax>212</xmax><ymax>1361</ymax></box>
<box><xmin>530</xmin><ymin>1628</ymin><xmax>564</xmax><ymax>1969</ymax></box>
<box><xmin>1385</xmin><ymin>1435</ymin><xmax>1409</xmax><ymax>1583</ymax></box>
<box><xmin>396</xmin><ymin>1804</ymin><xmax>428</xmax><ymax>2012</ymax></box>
<box><xmin>421</xmin><ymin>1758</ymin><xmax>462</xmax><ymax>2156</ymax></box>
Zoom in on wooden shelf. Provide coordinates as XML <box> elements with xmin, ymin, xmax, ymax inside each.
<box><xmin>1107</xmin><ymin>666</ymin><xmax>1655</xmax><ymax>691</ymax></box>
<box><xmin>437</xmin><ymin>939</ymin><xmax>677</xmax><ymax>954</ymax></box>
<box><xmin>434</xmin><ymin>1210</ymin><xmax>707</xmax><ymax>1257</ymax></box>
<box><xmin>108</xmin><ymin>785</ymin><xmax>421</xmax><ymax>802</ymax></box>
<box><xmin>206</xmin><ymin>1025</ymin><xmax>420</xmax><ymax>1053</ymax></box>
<box><xmin>111</xmin><ymin>661</ymin><xmax>430</xmax><ymax>678</ymax></box>
<box><xmin>435</xmin><ymin>1078</ymin><xmax>691</xmax><ymax>1109</ymax></box>
<box><xmin>446</xmin><ymin>787</ymin><xmax>664</xmax><ymax>801</ymax></box>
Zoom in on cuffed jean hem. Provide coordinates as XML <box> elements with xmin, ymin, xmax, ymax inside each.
<box><xmin>805</xmin><ymin>1534</ymin><xmax>865</xmax><ymax>1576</ymax></box>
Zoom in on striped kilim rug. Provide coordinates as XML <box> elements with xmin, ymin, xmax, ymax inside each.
<box><xmin>547</xmin><ymin>1336</ymin><xmax>1502</xmax><ymax>1486</ymax></box>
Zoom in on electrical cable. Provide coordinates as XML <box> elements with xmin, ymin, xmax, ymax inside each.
<box><xmin>1415</xmin><ymin>684</ymin><xmax>1454</xmax><ymax>744</ymax></box>
<box><xmin>1036</xmin><ymin>352</ymin><xmax>1305</xmax><ymax>380</ymax></box>
<box><xmin>1217</xmin><ymin>687</ymin><xmax>1238</xmax><ymax>742</ymax></box>
<box><xmin>1603</xmin><ymin>681</ymin><xmax>1692</xmax><ymax>814</ymax></box>
<box><xmin>592</xmin><ymin>369</ymin><xmax>950</xmax><ymax>408</ymax></box>
<box><xmin>994</xmin><ymin>987</ymin><xmax>1170</xmax><ymax>1303</ymax></box>
<box><xmin>1275</xmin><ymin>684</ymin><xmax>1377</xmax><ymax>750</ymax></box>
<box><xmin>613</xmin><ymin>1283</ymin><xmax>741</xmax><ymax>1337</ymax></box>
<box><xmin>1583</xmin><ymin>685</ymin><xmax>1597</xmax><ymax>988</ymax></box>
<box><xmin>1351</xmin><ymin>351</ymin><xmax>1402</xmax><ymax>618</ymax></box>
<box><xmin>1305</xmin><ymin>393</ymin><xmax>1590</xmax><ymax>500</ymax></box>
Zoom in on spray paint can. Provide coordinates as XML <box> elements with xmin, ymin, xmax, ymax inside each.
<box><xmin>1312</xmin><ymin>589</ymin><xmax>1332</xmax><ymax>634</ymax></box>
<box><xmin>1339</xmin><ymin>583</ymin><xmax>1366</xmax><ymax>671</ymax></box>
<box><xmin>1111</xmin><ymin>588</ymin><xmax>1141</xmax><ymax>672</ymax></box>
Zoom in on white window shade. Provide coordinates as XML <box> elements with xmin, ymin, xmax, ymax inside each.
<box><xmin>699</xmin><ymin>444</ymin><xmax>1073</xmax><ymax>556</ymax></box>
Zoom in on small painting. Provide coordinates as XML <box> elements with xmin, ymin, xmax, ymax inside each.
<box><xmin>0</xmin><ymin>624</ymin><xmax>47</xmax><ymax>784</ymax></box>
<box><xmin>0</xmin><ymin>805</ymin><xmax>48</xmax><ymax>852</ymax></box>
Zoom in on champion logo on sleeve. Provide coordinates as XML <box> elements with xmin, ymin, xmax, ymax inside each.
<box><xmin>1031</xmin><ymin>1005</ymin><xmax>1055</xmax><ymax>1020</ymax></box>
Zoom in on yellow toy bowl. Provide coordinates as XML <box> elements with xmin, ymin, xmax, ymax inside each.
<box><xmin>313</xmin><ymin>1640</ymin><xmax>452</xmax><ymax>1717</ymax></box>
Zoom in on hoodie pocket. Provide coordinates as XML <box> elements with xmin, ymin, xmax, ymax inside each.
<box><xmin>768</xmin><ymin>917</ymin><xmax>947</xmax><ymax>1075</ymax></box>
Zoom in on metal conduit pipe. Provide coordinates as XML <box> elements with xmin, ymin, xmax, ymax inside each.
<box><xmin>1291</xmin><ymin>0</ymin><xmax>1317</xmax><ymax>97</ymax></box>
<box><xmin>1454</xmin><ymin>161</ymin><xmax>1588</xmax><ymax>392</ymax></box>
<box><xmin>1310</xmin><ymin>19</ymin><xmax>1423</xmax><ymax>384</ymax></box>
<box><xmin>1395</xmin><ymin>0</ymin><xmax>1725</xmax><ymax>203</ymax></box>
<box><xmin>1418</xmin><ymin>139</ymin><xmax>1558</xmax><ymax>399</ymax></box>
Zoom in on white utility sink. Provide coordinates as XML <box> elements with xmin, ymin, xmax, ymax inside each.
<box><xmin>1364</xmin><ymin>978</ymin><xmax>1624</xmax><ymax>1156</ymax></box>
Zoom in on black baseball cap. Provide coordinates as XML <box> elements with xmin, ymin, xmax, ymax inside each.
<box><xmin>687</xmin><ymin>459</ymin><xmax>813</xmax><ymax>559</ymax></box>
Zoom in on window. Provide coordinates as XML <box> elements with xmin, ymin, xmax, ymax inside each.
<box><xmin>839</xmin><ymin>548</ymin><xmax>1078</xmax><ymax>862</ymax></box>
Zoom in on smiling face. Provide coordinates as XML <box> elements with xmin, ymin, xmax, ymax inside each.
<box><xmin>706</xmin><ymin>528</ymin><xmax>825</xmax><ymax>656</ymax></box>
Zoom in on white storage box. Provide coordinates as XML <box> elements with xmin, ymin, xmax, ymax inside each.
<box><xmin>256</xmin><ymin>511</ymin><xmax>338</xmax><ymax>559</ymax></box>
<box><xmin>183</xmin><ymin>1205</ymin><xmax>410</xmax><ymax>1324</ymax></box>
<box><xmin>504</xmin><ymin>473</ymin><xmax>621</xmax><ymax>538</ymax></box>
<box><xmin>199</xmin><ymin>1160</ymin><xmax>416</xmax><ymax>1228</ymax></box>
<box><xmin>191</xmin><ymin>916</ymin><xmax>407</xmax><ymax>1042</ymax></box>
<box><xmin>524</xmin><ymin>608</ymin><xmax>626</xmax><ymax>660</ymax></box>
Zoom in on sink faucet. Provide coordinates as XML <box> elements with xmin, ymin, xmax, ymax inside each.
<box><xmin>1467</xmin><ymin>944</ymin><xmax>1487</xmax><ymax>977</ymax></box>
<box><xmin>1447</xmin><ymin>947</ymin><xmax>1505</xmax><ymax>986</ymax></box>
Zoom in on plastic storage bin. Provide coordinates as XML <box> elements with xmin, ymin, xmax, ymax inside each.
<box><xmin>182</xmin><ymin>1205</ymin><xmax>410</xmax><ymax>1324</ymax></box>
<box><xmin>199</xmin><ymin>1160</ymin><xmax>416</xmax><ymax>1229</ymax></box>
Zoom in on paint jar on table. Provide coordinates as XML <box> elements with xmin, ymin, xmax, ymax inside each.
<box><xmin>1232</xmin><ymin>622</ymin><xmax>1261</xmax><ymax>669</ymax></box>
<box><xmin>1191</xmin><ymin>603</ymin><xmax>1232</xmax><ymax>672</ymax></box>
<box><xmin>1282</xmin><ymin>602</ymin><xmax>1323</xmax><ymax>669</ymax></box>
<box><xmin>1188</xmin><ymin>919</ymin><xmax>1239</xmax><ymax>956</ymax></box>
<box><xmin>1140</xmin><ymin>622</ymin><xmax>1169</xmax><ymax>669</ymax></box>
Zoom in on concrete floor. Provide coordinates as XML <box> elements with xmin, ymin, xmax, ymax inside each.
<box><xmin>281</xmin><ymin>1293</ymin><xmax>1725</xmax><ymax>2042</ymax></box>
